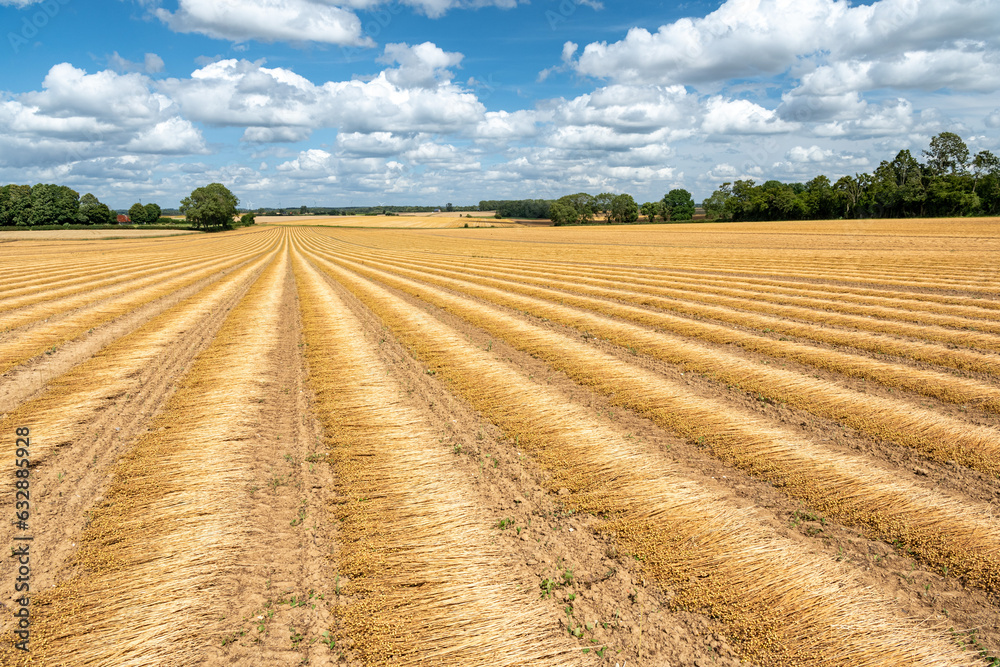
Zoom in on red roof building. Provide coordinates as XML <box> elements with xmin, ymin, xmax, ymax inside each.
<box><xmin>117</xmin><ymin>214</ymin><xmax>130</xmax><ymax>223</ymax></box>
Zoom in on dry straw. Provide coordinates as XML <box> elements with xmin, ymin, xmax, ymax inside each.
<box><xmin>309</xmin><ymin>250</ymin><xmax>1000</xmax><ymax>598</ymax></box>
<box><xmin>333</xmin><ymin>248</ymin><xmax>1000</xmax><ymax>393</ymax></box>
<box><xmin>0</xmin><ymin>233</ymin><xmax>277</xmax><ymax>375</ymax></box>
<box><xmin>303</xmin><ymin>243</ymin><xmax>978</xmax><ymax>667</ymax></box>
<box><xmin>1</xmin><ymin>243</ymin><xmax>287</xmax><ymax>666</ymax></box>
<box><xmin>315</xmin><ymin>248</ymin><xmax>1000</xmax><ymax>478</ymax></box>
<box><xmin>334</xmin><ymin>247</ymin><xmax>1000</xmax><ymax>379</ymax></box>
<box><xmin>0</xmin><ymin>251</ymin><xmax>272</xmax><ymax>469</ymax></box>
<box><xmin>291</xmin><ymin>243</ymin><xmax>578</xmax><ymax>666</ymax></box>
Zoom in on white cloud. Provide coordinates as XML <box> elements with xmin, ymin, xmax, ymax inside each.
<box><xmin>568</xmin><ymin>0</ymin><xmax>1000</xmax><ymax>90</ymax></box>
<box><xmin>379</xmin><ymin>42</ymin><xmax>463</xmax><ymax>89</ymax></box>
<box><xmin>109</xmin><ymin>52</ymin><xmax>166</xmax><ymax>74</ymax></box>
<box><xmin>702</xmin><ymin>97</ymin><xmax>799</xmax><ymax>135</ymax></box>
<box><xmin>154</xmin><ymin>0</ymin><xmax>372</xmax><ymax>46</ymax></box>
<box><xmin>0</xmin><ymin>63</ymin><xmax>205</xmax><ymax>168</ymax></box>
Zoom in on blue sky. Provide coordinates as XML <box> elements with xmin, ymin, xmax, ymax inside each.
<box><xmin>1</xmin><ymin>0</ymin><xmax>998</xmax><ymax>209</ymax></box>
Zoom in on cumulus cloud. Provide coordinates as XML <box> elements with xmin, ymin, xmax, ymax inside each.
<box><xmin>154</xmin><ymin>0</ymin><xmax>372</xmax><ymax>46</ymax></box>
<box><xmin>149</xmin><ymin>0</ymin><xmax>525</xmax><ymax>45</ymax></box>
<box><xmin>109</xmin><ymin>52</ymin><xmax>166</xmax><ymax>74</ymax></box>
<box><xmin>568</xmin><ymin>0</ymin><xmax>1000</xmax><ymax>90</ymax></box>
<box><xmin>378</xmin><ymin>42</ymin><xmax>463</xmax><ymax>89</ymax></box>
<box><xmin>0</xmin><ymin>63</ymin><xmax>205</xmax><ymax>168</ymax></box>
<box><xmin>986</xmin><ymin>108</ymin><xmax>1000</xmax><ymax>128</ymax></box>
<box><xmin>702</xmin><ymin>97</ymin><xmax>799</xmax><ymax>135</ymax></box>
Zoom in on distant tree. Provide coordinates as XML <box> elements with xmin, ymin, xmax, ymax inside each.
<box><xmin>557</xmin><ymin>193</ymin><xmax>596</xmax><ymax>222</ymax></box>
<box><xmin>0</xmin><ymin>184</ymin><xmax>32</xmax><ymax>226</ymax></box>
<box><xmin>702</xmin><ymin>184</ymin><xmax>732</xmax><ymax>221</ymax></box>
<box><xmin>129</xmin><ymin>203</ymin><xmax>148</xmax><ymax>224</ymax></box>
<box><xmin>971</xmin><ymin>150</ymin><xmax>1000</xmax><ymax>194</ymax></box>
<box><xmin>594</xmin><ymin>192</ymin><xmax>615</xmax><ymax>220</ymax></box>
<box><xmin>240</xmin><ymin>212</ymin><xmax>256</xmax><ymax>226</ymax></box>
<box><xmin>640</xmin><ymin>202</ymin><xmax>659</xmax><ymax>222</ymax></box>
<box><xmin>548</xmin><ymin>200</ymin><xmax>580</xmax><ymax>226</ymax></box>
<box><xmin>662</xmin><ymin>189</ymin><xmax>695</xmax><ymax>221</ymax></box>
<box><xmin>804</xmin><ymin>175</ymin><xmax>836</xmax><ymax>219</ymax></box>
<box><xmin>79</xmin><ymin>193</ymin><xmax>115</xmax><ymax>225</ymax></box>
<box><xmin>609</xmin><ymin>193</ymin><xmax>639</xmax><ymax>224</ymax></box>
<box><xmin>29</xmin><ymin>184</ymin><xmax>79</xmax><ymax>226</ymax></box>
<box><xmin>924</xmin><ymin>132</ymin><xmax>970</xmax><ymax>176</ymax></box>
<box><xmin>300</xmin><ymin>205</ymin><xmax>308</xmax><ymax>214</ymax></box>
<box><xmin>144</xmin><ymin>203</ymin><xmax>161</xmax><ymax>223</ymax></box>
<box><xmin>834</xmin><ymin>175</ymin><xmax>864</xmax><ymax>218</ymax></box>
<box><xmin>446</xmin><ymin>202</ymin><xmax>454</xmax><ymax>212</ymax></box>
<box><xmin>181</xmin><ymin>183</ymin><xmax>240</xmax><ymax>229</ymax></box>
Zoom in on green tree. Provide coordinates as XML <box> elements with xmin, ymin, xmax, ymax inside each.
<box><xmin>548</xmin><ymin>200</ymin><xmax>580</xmax><ymax>226</ymax></box>
<box><xmin>128</xmin><ymin>202</ymin><xmax>148</xmax><ymax>224</ymax></box>
<box><xmin>0</xmin><ymin>184</ymin><xmax>33</xmax><ymax>226</ymax></box>
<box><xmin>79</xmin><ymin>193</ymin><xmax>115</xmax><ymax>225</ymax></box>
<box><xmin>594</xmin><ymin>192</ymin><xmax>615</xmax><ymax>221</ymax></box>
<box><xmin>662</xmin><ymin>189</ymin><xmax>695</xmax><ymax>221</ymax></box>
<box><xmin>554</xmin><ymin>193</ymin><xmax>596</xmax><ymax>223</ymax></box>
<box><xmin>181</xmin><ymin>183</ymin><xmax>240</xmax><ymax>229</ymax></box>
<box><xmin>29</xmin><ymin>184</ymin><xmax>79</xmax><ymax>226</ymax></box>
<box><xmin>640</xmin><ymin>201</ymin><xmax>659</xmax><ymax>222</ymax></box>
<box><xmin>144</xmin><ymin>202</ymin><xmax>162</xmax><ymax>223</ymax></box>
<box><xmin>923</xmin><ymin>132</ymin><xmax>970</xmax><ymax>176</ymax></box>
<box><xmin>609</xmin><ymin>193</ymin><xmax>638</xmax><ymax>224</ymax></box>
<box><xmin>446</xmin><ymin>202</ymin><xmax>454</xmax><ymax>212</ymax></box>
<box><xmin>971</xmin><ymin>150</ymin><xmax>1000</xmax><ymax>194</ymax></box>
<box><xmin>240</xmin><ymin>212</ymin><xmax>256</xmax><ymax>227</ymax></box>
<box><xmin>702</xmin><ymin>183</ymin><xmax>732</xmax><ymax>221</ymax></box>
<box><xmin>803</xmin><ymin>176</ymin><xmax>836</xmax><ymax>219</ymax></box>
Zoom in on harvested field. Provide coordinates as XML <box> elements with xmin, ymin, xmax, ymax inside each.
<box><xmin>2</xmin><ymin>219</ymin><xmax>999</xmax><ymax>666</ymax></box>
<box><xmin>0</xmin><ymin>229</ymin><xmax>196</xmax><ymax>241</ymax></box>
<box><xmin>258</xmin><ymin>214</ymin><xmax>523</xmax><ymax>228</ymax></box>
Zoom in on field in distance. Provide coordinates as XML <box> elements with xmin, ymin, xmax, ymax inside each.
<box><xmin>1</xmin><ymin>218</ymin><xmax>999</xmax><ymax>666</ymax></box>
<box><xmin>257</xmin><ymin>213</ymin><xmax>523</xmax><ymax>228</ymax></box>
<box><xmin>0</xmin><ymin>228</ymin><xmax>197</xmax><ymax>241</ymax></box>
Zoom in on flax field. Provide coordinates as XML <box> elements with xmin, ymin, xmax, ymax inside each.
<box><xmin>1</xmin><ymin>218</ymin><xmax>999</xmax><ymax>666</ymax></box>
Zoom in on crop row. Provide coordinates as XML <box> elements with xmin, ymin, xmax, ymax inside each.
<box><xmin>299</xmin><ymin>241</ymin><xmax>978</xmax><ymax>667</ymax></box>
<box><xmin>293</xmin><ymin>247</ymin><xmax>576</xmax><ymax>665</ymax></box>
<box><xmin>3</xmin><ymin>245</ymin><xmax>289</xmax><ymax>665</ymax></box>
<box><xmin>306</xmin><ymin>246</ymin><xmax>1000</xmax><ymax>598</ymax></box>
<box><xmin>303</xmin><ymin>239</ymin><xmax>1000</xmax><ymax>480</ymax></box>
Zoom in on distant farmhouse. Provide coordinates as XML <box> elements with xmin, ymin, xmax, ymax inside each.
<box><xmin>117</xmin><ymin>214</ymin><xmax>130</xmax><ymax>224</ymax></box>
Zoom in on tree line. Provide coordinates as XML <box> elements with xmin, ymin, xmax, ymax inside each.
<box><xmin>0</xmin><ymin>183</ymin><xmax>172</xmax><ymax>227</ymax></box>
<box><xmin>479</xmin><ymin>189</ymin><xmax>695</xmax><ymax>225</ymax></box>
<box><xmin>703</xmin><ymin>132</ymin><xmax>1000</xmax><ymax>222</ymax></box>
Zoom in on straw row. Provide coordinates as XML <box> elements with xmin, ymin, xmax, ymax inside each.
<box><xmin>0</xmin><ymin>232</ymin><xmax>267</xmax><ymax>313</ymax></box>
<box><xmin>0</xmin><ymin>246</ymin><xmax>271</xmax><ymax>376</ymax></box>
<box><xmin>301</xmin><ymin>244</ymin><xmax>978</xmax><ymax>667</ymax></box>
<box><xmin>308</xmin><ymin>250</ymin><xmax>1000</xmax><ymax>595</ymax></box>
<box><xmin>326</xmin><ymin>245</ymin><xmax>1000</xmax><ymax>386</ymax></box>
<box><xmin>421</xmin><ymin>254</ymin><xmax>1000</xmax><ymax>328</ymax></box>
<box><xmin>312</xmin><ymin>233</ymin><xmax>1000</xmax><ymax>378</ymax></box>
<box><xmin>0</xmin><ymin>249</ymin><xmax>273</xmax><ymax>473</ymax></box>
<box><xmin>0</xmin><ymin>230</ymin><xmax>270</xmax><ymax>294</ymax></box>
<box><xmin>292</xmin><ymin>245</ymin><xmax>577</xmax><ymax>665</ymax></box>
<box><xmin>1</xmin><ymin>244</ymin><xmax>290</xmax><ymax>666</ymax></box>
<box><xmin>306</xmin><ymin>246</ymin><xmax>1000</xmax><ymax>479</ymax></box>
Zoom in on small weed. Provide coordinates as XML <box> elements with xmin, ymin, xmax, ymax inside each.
<box><xmin>321</xmin><ymin>630</ymin><xmax>336</xmax><ymax>649</ymax></box>
<box><xmin>497</xmin><ymin>518</ymin><xmax>515</xmax><ymax>530</ymax></box>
